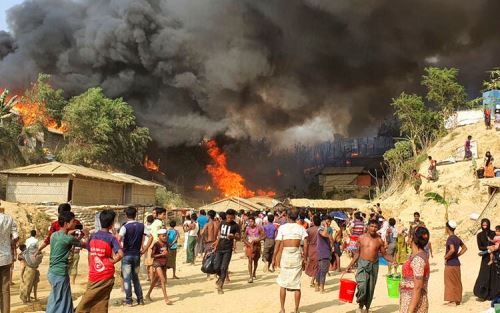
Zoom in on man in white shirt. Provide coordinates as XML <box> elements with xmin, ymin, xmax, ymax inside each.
<box><xmin>25</xmin><ymin>230</ymin><xmax>39</xmax><ymax>249</ymax></box>
<box><xmin>0</xmin><ymin>206</ymin><xmax>19</xmax><ymax>313</ymax></box>
<box><xmin>186</xmin><ymin>213</ymin><xmax>199</xmax><ymax>265</ymax></box>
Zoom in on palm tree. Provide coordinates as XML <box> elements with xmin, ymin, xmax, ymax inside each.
<box><xmin>0</xmin><ymin>89</ymin><xmax>18</xmax><ymax>124</ymax></box>
<box><xmin>425</xmin><ymin>189</ymin><xmax>452</xmax><ymax>221</ymax></box>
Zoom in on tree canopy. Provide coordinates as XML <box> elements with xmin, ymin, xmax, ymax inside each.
<box><xmin>421</xmin><ymin>67</ymin><xmax>467</xmax><ymax>121</ymax></box>
<box><xmin>59</xmin><ymin>87</ymin><xmax>151</xmax><ymax>170</ymax></box>
<box><xmin>24</xmin><ymin>73</ymin><xmax>67</xmax><ymax>123</ymax></box>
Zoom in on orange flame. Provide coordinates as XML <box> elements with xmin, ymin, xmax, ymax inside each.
<box><xmin>206</xmin><ymin>140</ymin><xmax>276</xmax><ymax>198</ymax></box>
<box><xmin>194</xmin><ymin>184</ymin><xmax>213</xmax><ymax>191</ymax></box>
<box><xmin>1</xmin><ymin>88</ymin><xmax>67</xmax><ymax>133</ymax></box>
<box><xmin>143</xmin><ymin>155</ymin><xmax>164</xmax><ymax>175</ymax></box>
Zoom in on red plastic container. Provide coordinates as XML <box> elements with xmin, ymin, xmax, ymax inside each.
<box><xmin>339</xmin><ymin>275</ymin><xmax>357</xmax><ymax>303</ymax></box>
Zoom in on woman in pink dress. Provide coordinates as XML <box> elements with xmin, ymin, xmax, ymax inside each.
<box><xmin>399</xmin><ymin>226</ymin><xmax>430</xmax><ymax>313</ymax></box>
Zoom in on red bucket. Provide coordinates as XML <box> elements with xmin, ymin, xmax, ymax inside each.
<box><xmin>339</xmin><ymin>274</ymin><xmax>357</xmax><ymax>303</ymax></box>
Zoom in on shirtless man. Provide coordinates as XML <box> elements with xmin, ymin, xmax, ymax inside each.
<box><xmin>201</xmin><ymin>210</ymin><xmax>218</xmax><ymax>279</ymax></box>
<box><xmin>345</xmin><ymin>219</ymin><xmax>393</xmax><ymax>313</ymax></box>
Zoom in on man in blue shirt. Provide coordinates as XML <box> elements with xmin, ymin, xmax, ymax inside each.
<box><xmin>118</xmin><ymin>206</ymin><xmax>153</xmax><ymax>306</ymax></box>
<box><xmin>196</xmin><ymin>210</ymin><xmax>209</xmax><ymax>256</ymax></box>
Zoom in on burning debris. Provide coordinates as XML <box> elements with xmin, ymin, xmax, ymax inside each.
<box><xmin>0</xmin><ymin>88</ymin><xmax>67</xmax><ymax>133</ymax></box>
<box><xmin>205</xmin><ymin>140</ymin><xmax>276</xmax><ymax>198</ymax></box>
<box><xmin>194</xmin><ymin>184</ymin><xmax>212</xmax><ymax>191</ymax></box>
<box><xmin>143</xmin><ymin>155</ymin><xmax>164</xmax><ymax>175</ymax></box>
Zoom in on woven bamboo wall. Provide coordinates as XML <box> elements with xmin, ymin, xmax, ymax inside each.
<box><xmin>5</xmin><ymin>176</ymin><xmax>69</xmax><ymax>203</ymax></box>
<box><xmin>71</xmin><ymin>178</ymin><xmax>124</xmax><ymax>206</ymax></box>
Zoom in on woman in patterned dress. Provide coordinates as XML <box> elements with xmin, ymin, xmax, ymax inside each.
<box><xmin>399</xmin><ymin>227</ymin><xmax>430</xmax><ymax>313</ymax></box>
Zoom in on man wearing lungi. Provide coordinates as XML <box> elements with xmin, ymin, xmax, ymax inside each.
<box><xmin>273</xmin><ymin>207</ymin><xmax>309</xmax><ymax>313</ymax></box>
<box><xmin>345</xmin><ymin>219</ymin><xmax>393</xmax><ymax>313</ymax></box>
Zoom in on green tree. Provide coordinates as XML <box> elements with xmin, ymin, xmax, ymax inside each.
<box><xmin>59</xmin><ymin>87</ymin><xmax>151</xmax><ymax>170</ymax></box>
<box><xmin>391</xmin><ymin>92</ymin><xmax>441</xmax><ymax>154</ymax></box>
<box><xmin>421</xmin><ymin>67</ymin><xmax>467</xmax><ymax>121</ymax></box>
<box><xmin>483</xmin><ymin>69</ymin><xmax>500</xmax><ymax>91</ymax></box>
<box><xmin>24</xmin><ymin>73</ymin><xmax>67</xmax><ymax>123</ymax></box>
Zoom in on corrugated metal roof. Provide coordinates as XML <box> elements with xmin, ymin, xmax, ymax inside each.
<box><xmin>320</xmin><ymin>167</ymin><xmax>365</xmax><ymax>175</ymax></box>
<box><xmin>199</xmin><ymin>197</ymin><xmax>267</xmax><ymax>212</ymax></box>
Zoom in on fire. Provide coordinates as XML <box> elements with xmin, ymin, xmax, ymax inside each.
<box><xmin>1</xmin><ymin>88</ymin><xmax>67</xmax><ymax>133</ymax></box>
<box><xmin>194</xmin><ymin>184</ymin><xmax>212</xmax><ymax>191</ymax></box>
<box><xmin>351</xmin><ymin>152</ymin><xmax>359</xmax><ymax>157</ymax></box>
<box><xmin>205</xmin><ymin>140</ymin><xmax>276</xmax><ymax>198</ymax></box>
<box><xmin>143</xmin><ymin>155</ymin><xmax>164</xmax><ymax>175</ymax></box>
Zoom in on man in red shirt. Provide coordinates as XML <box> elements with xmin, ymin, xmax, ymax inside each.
<box><xmin>36</xmin><ymin>203</ymin><xmax>83</xmax><ymax>254</ymax></box>
<box><xmin>75</xmin><ymin>210</ymin><xmax>123</xmax><ymax>313</ymax></box>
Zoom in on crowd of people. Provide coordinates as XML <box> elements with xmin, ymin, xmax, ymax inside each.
<box><xmin>0</xmin><ymin>201</ymin><xmax>499</xmax><ymax>313</ymax></box>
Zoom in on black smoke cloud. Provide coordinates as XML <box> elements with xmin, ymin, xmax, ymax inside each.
<box><xmin>1</xmin><ymin>0</ymin><xmax>499</xmax><ymax>148</ymax></box>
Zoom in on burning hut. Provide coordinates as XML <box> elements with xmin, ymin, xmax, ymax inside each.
<box><xmin>0</xmin><ymin>161</ymin><xmax>162</xmax><ymax>206</ymax></box>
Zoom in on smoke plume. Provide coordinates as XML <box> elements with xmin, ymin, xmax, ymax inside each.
<box><xmin>1</xmin><ymin>0</ymin><xmax>500</xmax><ymax>147</ymax></box>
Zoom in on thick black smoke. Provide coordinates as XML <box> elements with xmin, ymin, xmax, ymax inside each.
<box><xmin>1</xmin><ymin>0</ymin><xmax>500</xmax><ymax>148</ymax></box>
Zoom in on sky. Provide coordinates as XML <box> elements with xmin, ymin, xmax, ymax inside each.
<box><xmin>0</xmin><ymin>0</ymin><xmax>23</xmax><ymax>31</ymax></box>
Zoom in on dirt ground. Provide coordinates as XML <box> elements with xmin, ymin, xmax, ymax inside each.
<box><xmin>10</xmin><ymin>234</ymin><xmax>494</xmax><ymax>313</ymax></box>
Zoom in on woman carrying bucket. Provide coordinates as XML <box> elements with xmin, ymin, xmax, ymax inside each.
<box><xmin>399</xmin><ymin>227</ymin><xmax>430</xmax><ymax>313</ymax></box>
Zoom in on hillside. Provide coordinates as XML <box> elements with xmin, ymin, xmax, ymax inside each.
<box><xmin>379</xmin><ymin>121</ymin><xmax>500</xmax><ymax>246</ymax></box>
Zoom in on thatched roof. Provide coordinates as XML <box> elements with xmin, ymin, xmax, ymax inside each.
<box><xmin>0</xmin><ymin>161</ymin><xmax>162</xmax><ymax>187</ymax></box>
<box><xmin>199</xmin><ymin>197</ymin><xmax>267</xmax><ymax>212</ymax></box>
<box><xmin>289</xmin><ymin>198</ymin><xmax>368</xmax><ymax>211</ymax></box>
<box><xmin>247</xmin><ymin>196</ymin><xmax>278</xmax><ymax>208</ymax></box>
<box><xmin>111</xmin><ymin>173</ymin><xmax>163</xmax><ymax>187</ymax></box>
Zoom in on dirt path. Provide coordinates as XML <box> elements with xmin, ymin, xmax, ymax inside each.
<box><xmin>11</xmin><ymin>236</ymin><xmax>493</xmax><ymax>313</ymax></box>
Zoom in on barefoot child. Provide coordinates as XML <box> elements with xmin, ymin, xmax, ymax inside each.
<box><xmin>146</xmin><ymin>229</ymin><xmax>172</xmax><ymax>305</ymax></box>
<box><xmin>18</xmin><ymin>244</ymin><xmax>41</xmax><ymax>303</ymax></box>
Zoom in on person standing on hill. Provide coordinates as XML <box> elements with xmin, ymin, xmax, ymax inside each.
<box><xmin>474</xmin><ymin>218</ymin><xmax>498</xmax><ymax>301</ymax></box>
<box><xmin>464</xmin><ymin>135</ymin><xmax>473</xmax><ymax>160</ymax></box>
<box><xmin>117</xmin><ymin>206</ymin><xmax>152</xmax><ymax>307</ymax></box>
<box><xmin>427</xmin><ymin>156</ymin><xmax>438</xmax><ymax>181</ymax></box>
<box><xmin>345</xmin><ymin>219</ymin><xmax>393</xmax><ymax>313</ymax></box>
<box><xmin>443</xmin><ymin>220</ymin><xmax>467</xmax><ymax>306</ymax></box>
<box><xmin>411</xmin><ymin>170</ymin><xmax>425</xmax><ymax>195</ymax></box>
<box><xmin>76</xmin><ymin>210</ymin><xmax>123</xmax><ymax>313</ymax></box>
<box><xmin>483</xmin><ymin>151</ymin><xmax>495</xmax><ymax>178</ymax></box>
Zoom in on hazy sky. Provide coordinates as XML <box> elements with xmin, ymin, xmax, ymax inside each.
<box><xmin>0</xmin><ymin>0</ymin><xmax>23</xmax><ymax>31</ymax></box>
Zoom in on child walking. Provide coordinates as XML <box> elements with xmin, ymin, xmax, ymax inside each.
<box><xmin>146</xmin><ymin>229</ymin><xmax>172</xmax><ymax>305</ymax></box>
<box><xmin>75</xmin><ymin>209</ymin><xmax>123</xmax><ymax>313</ymax></box>
<box><xmin>18</xmin><ymin>244</ymin><xmax>41</xmax><ymax>303</ymax></box>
